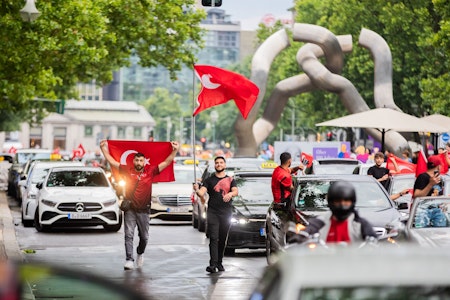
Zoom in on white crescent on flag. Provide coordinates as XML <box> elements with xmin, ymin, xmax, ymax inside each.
<box><xmin>120</xmin><ymin>150</ymin><xmax>150</xmax><ymax>165</ymax></box>
<box><xmin>200</xmin><ymin>74</ymin><xmax>221</xmax><ymax>89</ymax></box>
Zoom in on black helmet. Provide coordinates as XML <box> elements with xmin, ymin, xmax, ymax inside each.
<box><xmin>327</xmin><ymin>181</ymin><xmax>356</xmax><ymax>220</ymax></box>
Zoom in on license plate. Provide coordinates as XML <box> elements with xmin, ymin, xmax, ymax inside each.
<box><xmin>166</xmin><ymin>207</ymin><xmax>190</xmax><ymax>213</ymax></box>
<box><xmin>260</xmin><ymin>227</ymin><xmax>266</xmax><ymax>236</ymax></box>
<box><xmin>68</xmin><ymin>213</ymin><xmax>92</xmax><ymax>219</ymax></box>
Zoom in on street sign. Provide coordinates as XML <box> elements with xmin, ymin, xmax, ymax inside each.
<box><xmin>441</xmin><ymin>133</ymin><xmax>450</xmax><ymax>143</ymax></box>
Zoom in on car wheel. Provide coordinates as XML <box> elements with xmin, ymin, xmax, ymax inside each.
<box><xmin>22</xmin><ymin>210</ymin><xmax>33</xmax><ymax>228</ymax></box>
<box><xmin>224</xmin><ymin>247</ymin><xmax>235</xmax><ymax>256</ymax></box>
<box><xmin>34</xmin><ymin>210</ymin><xmax>49</xmax><ymax>232</ymax></box>
<box><xmin>192</xmin><ymin>211</ymin><xmax>198</xmax><ymax>229</ymax></box>
<box><xmin>103</xmin><ymin>213</ymin><xmax>123</xmax><ymax>232</ymax></box>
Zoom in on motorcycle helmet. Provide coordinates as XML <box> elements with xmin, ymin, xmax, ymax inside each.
<box><xmin>327</xmin><ymin>181</ymin><xmax>356</xmax><ymax>221</ymax></box>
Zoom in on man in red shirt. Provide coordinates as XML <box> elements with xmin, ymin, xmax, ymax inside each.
<box><xmin>271</xmin><ymin>152</ymin><xmax>304</xmax><ymax>203</ymax></box>
<box><xmin>100</xmin><ymin>139</ymin><xmax>179</xmax><ymax>270</ymax></box>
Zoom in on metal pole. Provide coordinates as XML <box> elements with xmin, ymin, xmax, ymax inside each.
<box><xmin>192</xmin><ymin>66</ymin><xmax>197</xmax><ymax>181</ymax></box>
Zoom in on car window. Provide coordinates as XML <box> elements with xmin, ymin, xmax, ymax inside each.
<box><xmin>390</xmin><ymin>177</ymin><xmax>415</xmax><ymax>194</ymax></box>
<box><xmin>16</xmin><ymin>152</ymin><xmax>51</xmax><ymax>164</ymax></box>
<box><xmin>299</xmin><ymin>286</ymin><xmax>450</xmax><ymax>299</ymax></box>
<box><xmin>31</xmin><ymin>168</ymin><xmax>51</xmax><ymax>184</ymax></box>
<box><xmin>295</xmin><ymin>180</ymin><xmax>391</xmax><ymax>210</ymax></box>
<box><xmin>413</xmin><ymin>199</ymin><xmax>450</xmax><ymax>228</ymax></box>
<box><xmin>313</xmin><ymin>164</ymin><xmax>359</xmax><ymax>175</ymax></box>
<box><xmin>234</xmin><ymin>177</ymin><xmax>272</xmax><ymax>204</ymax></box>
<box><xmin>46</xmin><ymin>170</ymin><xmax>108</xmax><ymax>187</ymax></box>
<box><xmin>173</xmin><ymin>169</ymin><xmax>203</xmax><ymax>184</ymax></box>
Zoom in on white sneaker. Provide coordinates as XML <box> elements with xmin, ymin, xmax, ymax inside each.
<box><xmin>136</xmin><ymin>254</ymin><xmax>144</xmax><ymax>268</ymax></box>
<box><xmin>124</xmin><ymin>260</ymin><xmax>134</xmax><ymax>270</ymax></box>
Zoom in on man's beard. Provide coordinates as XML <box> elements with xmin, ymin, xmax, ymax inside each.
<box><xmin>215</xmin><ymin>166</ymin><xmax>225</xmax><ymax>173</ymax></box>
<box><xmin>135</xmin><ymin>164</ymin><xmax>144</xmax><ymax>171</ymax></box>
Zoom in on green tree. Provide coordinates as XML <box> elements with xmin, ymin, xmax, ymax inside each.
<box><xmin>0</xmin><ymin>0</ymin><xmax>205</xmax><ymax>130</ymax></box>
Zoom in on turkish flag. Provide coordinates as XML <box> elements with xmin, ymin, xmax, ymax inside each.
<box><xmin>8</xmin><ymin>146</ymin><xmax>16</xmax><ymax>154</ymax></box>
<box><xmin>438</xmin><ymin>152</ymin><xmax>449</xmax><ymax>174</ymax></box>
<box><xmin>193</xmin><ymin>65</ymin><xmax>259</xmax><ymax>119</ymax></box>
<box><xmin>71</xmin><ymin>143</ymin><xmax>86</xmax><ymax>160</ymax></box>
<box><xmin>415</xmin><ymin>150</ymin><xmax>428</xmax><ymax>177</ymax></box>
<box><xmin>386</xmin><ymin>154</ymin><xmax>416</xmax><ymax>174</ymax></box>
<box><xmin>107</xmin><ymin>140</ymin><xmax>175</xmax><ymax>183</ymax></box>
<box><xmin>301</xmin><ymin>152</ymin><xmax>313</xmax><ymax>168</ymax></box>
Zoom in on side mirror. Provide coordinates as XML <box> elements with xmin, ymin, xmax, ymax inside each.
<box><xmin>20</xmin><ymin>174</ymin><xmax>27</xmax><ymax>180</ymax></box>
<box><xmin>36</xmin><ymin>182</ymin><xmax>43</xmax><ymax>189</ymax></box>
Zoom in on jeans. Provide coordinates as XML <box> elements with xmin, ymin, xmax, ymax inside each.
<box><xmin>414</xmin><ymin>207</ymin><xmax>447</xmax><ymax>228</ymax></box>
<box><xmin>124</xmin><ymin>209</ymin><xmax>150</xmax><ymax>261</ymax></box>
<box><xmin>207</xmin><ymin>210</ymin><xmax>231</xmax><ymax>267</ymax></box>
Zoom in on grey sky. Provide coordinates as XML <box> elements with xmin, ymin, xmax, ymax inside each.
<box><xmin>218</xmin><ymin>0</ymin><xmax>294</xmax><ymax>30</ymax></box>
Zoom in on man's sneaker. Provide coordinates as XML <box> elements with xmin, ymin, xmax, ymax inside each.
<box><xmin>206</xmin><ymin>265</ymin><xmax>218</xmax><ymax>273</ymax></box>
<box><xmin>217</xmin><ymin>263</ymin><xmax>225</xmax><ymax>272</ymax></box>
<box><xmin>136</xmin><ymin>254</ymin><xmax>144</xmax><ymax>269</ymax></box>
<box><xmin>124</xmin><ymin>260</ymin><xmax>134</xmax><ymax>270</ymax></box>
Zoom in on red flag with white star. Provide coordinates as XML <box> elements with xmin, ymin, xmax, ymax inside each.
<box><xmin>107</xmin><ymin>140</ymin><xmax>175</xmax><ymax>182</ymax></box>
<box><xmin>193</xmin><ymin>65</ymin><xmax>259</xmax><ymax>119</ymax></box>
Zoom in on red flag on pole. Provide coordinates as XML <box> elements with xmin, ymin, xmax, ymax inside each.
<box><xmin>193</xmin><ymin>65</ymin><xmax>259</xmax><ymax>119</ymax></box>
<box><xmin>107</xmin><ymin>140</ymin><xmax>175</xmax><ymax>183</ymax></box>
<box><xmin>385</xmin><ymin>154</ymin><xmax>416</xmax><ymax>174</ymax></box>
<box><xmin>438</xmin><ymin>152</ymin><xmax>449</xmax><ymax>174</ymax></box>
<box><xmin>415</xmin><ymin>150</ymin><xmax>428</xmax><ymax>177</ymax></box>
<box><xmin>300</xmin><ymin>152</ymin><xmax>313</xmax><ymax>168</ymax></box>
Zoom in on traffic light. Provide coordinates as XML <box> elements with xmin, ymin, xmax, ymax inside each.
<box><xmin>202</xmin><ymin>0</ymin><xmax>222</xmax><ymax>7</ymax></box>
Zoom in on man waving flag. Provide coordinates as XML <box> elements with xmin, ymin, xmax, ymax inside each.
<box><xmin>193</xmin><ymin>65</ymin><xmax>259</xmax><ymax>119</ymax></box>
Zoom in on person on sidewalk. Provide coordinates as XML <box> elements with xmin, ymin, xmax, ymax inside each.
<box><xmin>100</xmin><ymin>139</ymin><xmax>179</xmax><ymax>270</ymax></box>
<box><xmin>193</xmin><ymin>156</ymin><xmax>238</xmax><ymax>273</ymax></box>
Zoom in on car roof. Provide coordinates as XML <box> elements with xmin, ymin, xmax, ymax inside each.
<box><xmin>314</xmin><ymin>158</ymin><xmax>360</xmax><ymax>165</ymax></box>
<box><xmin>296</xmin><ymin>174</ymin><xmax>380</xmax><ymax>183</ymax></box>
<box><xmin>48</xmin><ymin>166</ymin><xmax>104</xmax><ymax>172</ymax></box>
<box><xmin>15</xmin><ymin>148</ymin><xmax>52</xmax><ymax>154</ymax></box>
<box><xmin>273</xmin><ymin>245</ymin><xmax>450</xmax><ymax>290</ymax></box>
<box><xmin>31</xmin><ymin>161</ymin><xmax>84</xmax><ymax>169</ymax></box>
<box><xmin>233</xmin><ymin>170</ymin><xmax>274</xmax><ymax>177</ymax></box>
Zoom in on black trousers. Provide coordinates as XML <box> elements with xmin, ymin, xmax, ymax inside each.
<box><xmin>207</xmin><ymin>210</ymin><xmax>231</xmax><ymax>267</ymax></box>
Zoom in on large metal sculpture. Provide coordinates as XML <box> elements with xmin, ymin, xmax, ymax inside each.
<box><xmin>234</xmin><ymin>23</ymin><xmax>409</xmax><ymax>157</ymax></box>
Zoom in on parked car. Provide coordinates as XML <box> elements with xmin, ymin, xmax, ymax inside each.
<box><xmin>305</xmin><ymin>158</ymin><xmax>361</xmax><ymax>175</ymax></box>
<box><xmin>265</xmin><ymin>174</ymin><xmax>402</xmax><ymax>264</ymax></box>
<box><xmin>192</xmin><ymin>157</ymin><xmax>273</xmax><ymax>232</ymax></box>
<box><xmin>404</xmin><ymin>196</ymin><xmax>450</xmax><ymax>247</ymax></box>
<box><xmin>19</xmin><ymin>161</ymin><xmax>84</xmax><ymax>227</ymax></box>
<box><xmin>7</xmin><ymin>148</ymin><xmax>52</xmax><ymax>199</ymax></box>
<box><xmin>150</xmin><ymin>164</ymin><xmax>203</xmax><ymax>221</ymax></box>
<box><xmin>0</xmin><ymin>153</ymin><xmax>13</xmax><ymax>191</ymax></box>
<box><xmin>34</xmin><ymin>166</ymin><xmax>121</xmax><ymax>232</ymax></box>
<box><xmin>224</xmin><ymin>170</ymin><xmax>274</xmax><ymax>255</ymax></box>
<box><xmin>250</xmin><ymin>245</ymin><xmax>450</xmax><ymax>300</ymax></box>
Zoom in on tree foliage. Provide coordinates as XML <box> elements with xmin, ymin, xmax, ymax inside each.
<box><xmin>0</xmin><ymin>0</ymin><xmax>205</xmax><ymax>130</ymax></box>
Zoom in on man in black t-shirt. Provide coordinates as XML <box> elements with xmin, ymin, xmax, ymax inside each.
<box><xmin>367</xmin><ymin>152</ymin><xmax>391</xmax><ymax>190</ymax></box>
<box><xmin>194</xmin><ymin>156</ymin><xmax>238</xmax><ymax>273</ymax></box>
<box><xmin>413</xmin><ymin>155</ymin><xmax>442</xmax><ymax>198</ymax></box>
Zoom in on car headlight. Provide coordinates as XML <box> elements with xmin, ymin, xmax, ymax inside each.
<box><xmin>118</xmin><ymin>180</ymin><xmax>126</xmax><ymax>187</ymax></box>
<box><xmin>103</xmin><ymin>199</ymin><xmax>117</xmax><ymax>207</ymax></box>
<box><xmin>41</xmin><ymin>199</ymin><xmax>57</xmax><ymax>207</ymax></box>
<box><xmin>230</xmin><ymin>217</ymin><xmax>248</xmax><ymax>225</ymax></box>
<box><xmin>151</xmin><ymin>196</ymin><xmax>161</xmax><ymax>204</ymax></box>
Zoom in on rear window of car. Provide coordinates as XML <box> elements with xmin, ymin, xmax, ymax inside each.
<box><xmin>46</xmin><ymin>170</ymin><xmax>108</xmax><ymax>187</ymax></box>
<box><xmin>16</xmin><ymin>152</ymin><xmax>51</xmax><ymax>164</ymax></box>
<box><xmin>294</xmin><ymin>180</ymin><xmax>391</xmax><ymax>211</ymax></box>
<box><xmin>234</xmin><ymin>177</ymin><xmax>272</xmax><ymax>204</ymax></box>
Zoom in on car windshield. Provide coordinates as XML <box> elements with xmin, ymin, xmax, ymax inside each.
<box><xmin>314</xmin><ymin>164</ymin><xmax>359</xmax><ymax>175</ymax></box>
<box><xmin>294</xmin><ymin>180</ymin><xmax>391</xmax><ymax>211</ymax></box>
<box><xmin>390</xmin><ymin>176</ymin><xmax>415</xmax><ymax>194</ymax></box>
<box><xmin>46</xmin><ymin>170</ymin><xmax>109</xmax><ymax>187</ymax></box>
<box><xmin>173</xmin><ymin>169</ymin><xmax>202</xmax><ymax>184</ymax></box>
<box><xmin>17</xmin><ymin>152</ymin><xmax>51</xmax><ymax>164</ymax></box>
<box><xmin>413</xmin><ymin>199</ymin><xmax>450</xmax><ymax>228</ymax></box>
<box><xmin>234</xmin><ymin>177</ymin><xmax>272</xmax><ymax>204</ymax></box>
<box><xmin>299</xmin><ymin>286</ymin><xmax>450</xmax><ymax>299</ymax></box>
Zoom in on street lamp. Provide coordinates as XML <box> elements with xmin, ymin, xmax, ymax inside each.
<box><xmin>20</xmin><ymin>0</ymin><xmax>41</xmax><ymax>22</ymax></box>
<box><xmin>210</xmin><ymin>110</ymin><xmax>219</xmax><ymax>146</ymax></box>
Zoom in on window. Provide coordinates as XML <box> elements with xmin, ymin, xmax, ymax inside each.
<box><xmin>84</xmin><ymin>126</ymin><xmax>93</xmax><ymax>137</ymax></box>
<box><xmin>133</xmin><ymin>127</ymin><xmax>142</xmax><ymax>138</ymax></box>
<box><xmin>118</xmin><ymin>127</ymin><xmax>126</xmax><ymax>138</ymax></box>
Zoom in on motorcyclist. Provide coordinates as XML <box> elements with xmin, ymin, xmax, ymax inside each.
<box><xmin>293</xmin><ymin>181</ymin><xmax>377</xmax><ymax>244</ymax></box>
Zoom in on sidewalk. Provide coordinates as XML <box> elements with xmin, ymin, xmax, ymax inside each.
<box><xmin>0</xmin><ymin>191</ymin><xmax>22</xmax><ymax>261</ymax></box>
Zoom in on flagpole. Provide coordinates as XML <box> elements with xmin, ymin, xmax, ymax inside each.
<box><xmin>192</xmin><ymin>64</ymin><xmax>197</xmax><ymax>183</ymax></box>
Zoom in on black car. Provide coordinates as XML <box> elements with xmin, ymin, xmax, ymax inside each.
<box><xmin>224</xmin><ymin>170</ymin><xmax>274</xmax><ymax>255</ymax></box>
<box><xmin>265</xmin><ymin>174</ymin><xmax>402</xmax><ymax>264</ymax></box>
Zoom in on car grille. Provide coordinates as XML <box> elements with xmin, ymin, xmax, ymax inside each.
<box><xmin>159</xmin><ymin>196</ymin><xmax>191</xmax><ymax>206</ymax></box>
<box><xmin>228</xmin><ymin>220</ymin><xmax>266</xmax><ymax>247</ymax></box>
<box><xmin>57</xmin><ymin>202</ymin><xmax>102</xmax><ymax>212</ymax></box>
